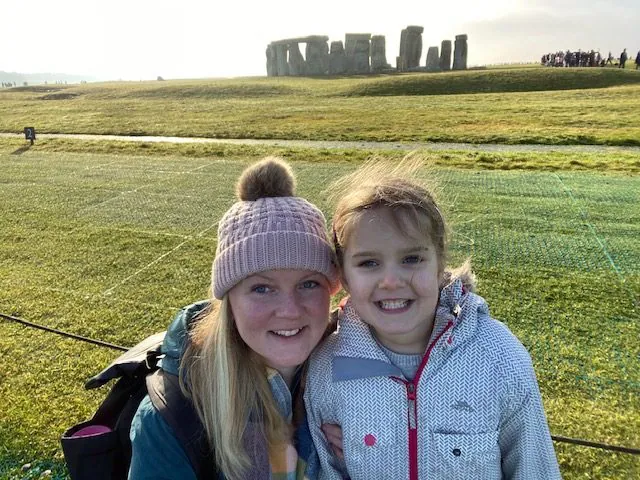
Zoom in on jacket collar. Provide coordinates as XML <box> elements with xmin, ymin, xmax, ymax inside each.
<box><xmin>332</xmin><ymin>277</ymin><xmax>489</xmax><ymax>382</ymax></box>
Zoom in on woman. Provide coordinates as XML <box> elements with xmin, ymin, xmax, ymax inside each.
<box><xmin>129</xmin><ymin>157</ymin><xmax>340</xmax><ymax>480</ymax></box>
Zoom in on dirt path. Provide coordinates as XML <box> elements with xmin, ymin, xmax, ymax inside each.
<box><xmin>2</xmin><ymin>132</ymin><xmax>639</xmax><ymax>154</ymax></box>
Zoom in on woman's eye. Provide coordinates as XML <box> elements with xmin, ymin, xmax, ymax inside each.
<box><xmin>358</xmin><ymin>259</ymin><xmax>378</xmax><ymax>268</ymax></box>
<box><xmin>403</xmin><ymin>255</ymin><xmax>423</xmax><ymax>264</ymax></box>
<box><xmin>301</xmin><ymin>280</ymin><xmax>319</xmax><ymax>289</ymax></box>
<box><xmin>251</xmin><ymin>285</ymin><xmax>271</xmax><ymax>294</ymax></box>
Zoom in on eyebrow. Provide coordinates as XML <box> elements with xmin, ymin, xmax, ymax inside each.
<box><xmin>350</xmin><ymin>246</ymin><xmax>428</xmax><ymax>258</ymax></box>
<box><xmin>248</xmin><ymin>272</ymin><xmax>321</xmax><ymax>282</ymax></box>
<box><xmin>249</xmin><ymin>274</ymin><xmax>273</xmax><ymax>282</ymax></box>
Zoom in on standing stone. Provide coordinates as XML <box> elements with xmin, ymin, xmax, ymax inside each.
<box><xmin>305</xmin><ymin>36</ymin><xmax>330</xmax><ymax>75</ymax></box>
<box><xmin>329</xmin><ymin>41</ymin><xmax>347</xmax><ymax>75</ymax></box>
<box><xmin>426</xmin><ymin>46</ymin><xmax>440</xmax><ymax>71</ymax></box>
<box><xmin>440</xmin><ymin>40</ymin><xmax>452</xmax><ymax>71</ymax></box>
<box><xmin>345</xmin><ymin>34</ymin><xmax>371</xmax><ymax>74</ymax></box>
<box><xmin>370</xmin><ymin>35</ymin><xmax>391</xmax><ymax>72</ymax></box>
<box><xmin>288</xmin><ymin>43</ymin><xmax>306</xmax><ymax>76</ymax></box>
<box><xmin>274</xmin><ymin>44</ymin><xmax>289</xmax><ymax>76</ymax></box>
<box><xmin>453</xmin><ymin>34</ymin><xmax>468</xmax><ymax>70</ymax></box>
<box><xmin>399</xmin><ymin>26</ymin><xmax>423</xmax><ymax>70</ymax></box>
<box><xmin>266</xmin><ymin>44</ymin><xmax>277</xmax><ymax>76</ymax></box>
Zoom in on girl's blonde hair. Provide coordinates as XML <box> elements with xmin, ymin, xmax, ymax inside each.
<box><xmin>180</xmin><ymin>298</ymin><xmax>290</xmax><ymax>480</ymax></box>
<box><xmin>329</xmin><ymin>154</ymin><xmax>448</xmax><ymax>274</ymax></box>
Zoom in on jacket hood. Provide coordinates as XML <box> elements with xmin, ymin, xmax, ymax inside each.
<box><xmin>160</xmin><ymin>301</ymin><xmax>210</xmax><ymax>375</ymax></box>
<box><xmin>333</xmin><ymin>264</ymin><xmax>488</xmax><ymax>366</ymax></box>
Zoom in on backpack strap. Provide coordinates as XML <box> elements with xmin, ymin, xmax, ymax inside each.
<box><xmin>85</xmin><ymin>332</ymin><xmax>166</xmax><ymax>390</ymax></box>
<box><xmin>147</xmin><ymin>370</ymin><xmax>219</xmax><ymax>480</ymax></box>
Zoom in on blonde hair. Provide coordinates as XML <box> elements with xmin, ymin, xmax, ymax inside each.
<box><xmin>180</xmin><ymin>298</ymin><xmax>290</xmax><ymax>480</ymax></box>
<box><xmin>329</xmin><ymin>154</ymin><xmax>448</xmax><ymax>274</ymax></box>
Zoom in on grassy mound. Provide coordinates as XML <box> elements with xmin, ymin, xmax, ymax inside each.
<box><xmin>344</xmin><ymin>67</ymin><xmax>640</xmax><ymax>96</ymax></box>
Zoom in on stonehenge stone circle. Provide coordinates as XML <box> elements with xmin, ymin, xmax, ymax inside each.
<box><xmin>266</xmin><ymin>29</ymin><xmax>468</xmax><ymax>76</ymax></box>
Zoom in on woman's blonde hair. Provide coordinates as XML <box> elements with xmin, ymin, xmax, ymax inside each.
<box><xmin>180</xmin><ymin>298</ymin><xmax>290</xmax><ymax>480</ymax></box>
<box><xmin>329</xmin><ymin>153</ymin><xmax>448</xmax><ymax>274</ymax></box>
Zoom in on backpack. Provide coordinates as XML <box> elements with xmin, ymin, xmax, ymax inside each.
<box><xmin>61</xmin><ymin>332</ymin><xmax>218</xmax><ymax>480</ymax></box>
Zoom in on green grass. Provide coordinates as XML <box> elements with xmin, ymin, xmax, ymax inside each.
<box><xmin>0</xmin><ymin>144</ymin><xmax>638</xmax><ymax>479</ymax></box>
<box><xmin>2</xmin><ymin>137</ymin><xmax>639</xmax><ymax>174</ymax></box>
<box><xmin>1</xmin><ymin>67</ymin><xmax>640</xmax><ymax>146</ymax></box>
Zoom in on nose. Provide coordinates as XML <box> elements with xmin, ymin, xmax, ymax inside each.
<box><xmin>277</xmin><ymin>291</ymin><xmax>304</xmax><ymax>318</ymax></box>
<box><xmin>378</xmin><ymin>267</ymin><xmax>405</xmax><ymax>290</ymax></box>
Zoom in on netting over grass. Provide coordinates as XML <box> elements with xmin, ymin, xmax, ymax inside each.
<box><xmin>0</xmin><ymin>152</ymin><xmax>638</xmax><ymax>479</ymax></box>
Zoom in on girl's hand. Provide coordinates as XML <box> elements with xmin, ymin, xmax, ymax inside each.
<box><xmin>321</xmin><ymin>423</ymin><xmax>344</xmax><ymax>460</ymax></box>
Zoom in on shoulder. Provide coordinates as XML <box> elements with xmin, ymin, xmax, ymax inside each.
<box><xmin>131</xmin><ymin>394</ymin><xmax>169</xmax><ymax>437</ymax></box>
<box><xmin>307</xmin><ymin>332</ymin><xmax>340</xmax><ymax>391</ymax></box>
<box><xmin>310</xmin><ymin>330</ymin><xmax>340</xmax><ymax>364</ymax></box>
<box><xmin>129</xmin><ymin>396</ymin><xmax>197</xmax><ymax>480</ymax></box>
<box><xmin>472</xmin><ymin>314</ymin><xmax>538</xmax><ymax>388</ymax></box>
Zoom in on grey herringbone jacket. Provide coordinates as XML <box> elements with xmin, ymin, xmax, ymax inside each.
<box><xmin>305</xmin><ymin>275</ymin><xmax>561</xmax><ymax>480</ymax></box>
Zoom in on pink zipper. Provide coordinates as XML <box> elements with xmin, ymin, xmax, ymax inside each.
<box><xmin>394</xmin><ymin>320</ymin><xmax>454</xmax><ymax>480</ymax></box>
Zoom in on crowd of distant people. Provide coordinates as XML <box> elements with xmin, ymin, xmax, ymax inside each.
<box><xmin>0</xmin><ymin>80</ymin><xmax>75</xmax><ymax>88</ymax></box>
<box><xmin>542</xmin><ymin>49</ymin><xmax>640</xmax><ymax>69</ymax></box>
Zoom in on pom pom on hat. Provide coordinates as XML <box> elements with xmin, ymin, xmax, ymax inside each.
<box><xmin>236</xmin><ymin>156</ymin><xmax>295</xmax><ymax>201</ymax></box>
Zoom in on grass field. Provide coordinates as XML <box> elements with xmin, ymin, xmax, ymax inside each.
<box><xmin>1</xmin><ymin>67</ymin><xmax>640</xmax><ymax>146</ymax></box>
<box><xmin>0</xmin><ymin>136</ymin><xmax>638</xmax><ymax>479</ymax></box>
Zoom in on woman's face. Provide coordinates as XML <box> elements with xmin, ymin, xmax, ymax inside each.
<box><xmin>228</xmin><ymin>269</ymin><xmax>331</xmax><ymax>381</ymax></box>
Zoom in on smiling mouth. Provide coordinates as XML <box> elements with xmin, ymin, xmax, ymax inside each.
<box><xmin>377</xmin><ymin>299</ymin><xmax>412</xmax><ymax>311</ymax></box>
<box><xmin>271</xmin><ymin>327</ymin><xmax>305</xmax><ymax>337</ymax></box>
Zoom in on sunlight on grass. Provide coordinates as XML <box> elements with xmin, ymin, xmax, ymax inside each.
<box><xmin>0</xmin><ymin>149</ymin><xmax>638</xmax><ymax>479</ymax></box>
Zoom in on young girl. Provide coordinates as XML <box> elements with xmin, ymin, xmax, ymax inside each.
<box><xmin>305</xmin><ymin>158</ymin><xmax>560</xmax><ymax>479</ymax></box>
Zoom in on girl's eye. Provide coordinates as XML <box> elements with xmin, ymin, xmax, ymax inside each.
<box><xmin>251</xmin><ymin>285</ymin><xmax>271</xmax><ymax>294</ymax></box>
<box><xmin>403</xmin><ymin>255</ymin><xmax>423</xmax><ymax>264</ymax></box>
<box><xmin>301</xmin><ymin>280</ymin><xmax>319</xmax><ymax>289</ymax></box>
<box><xmin>358</xmin><ymin>259</ymin><xmax>378</xmax><ymax>268</ymax></box>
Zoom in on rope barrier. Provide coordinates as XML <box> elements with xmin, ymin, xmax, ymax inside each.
<box><xmin>1</xmin><ymin>312</ymin><xmax>128</xmax><ymax>352</ymax></box>
<box><xmin>2</xmin><ymin>311</ymin><xmax>639</xmax><ymax>455</ymax></box>
<box><xmin>550</xmin><ymin>435</ymin><xmax>640</xmax><ymax>455</ymax></box>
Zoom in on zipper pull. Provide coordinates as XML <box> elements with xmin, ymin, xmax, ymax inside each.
<box><xmin>407</xmin><ymin>383</ymin><xmax>417</xmax><ymax>430</ymax></box>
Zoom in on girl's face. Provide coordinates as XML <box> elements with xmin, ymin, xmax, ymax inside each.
<box><xmin>228</xmin><ymin>269</ymin><xmax>331</xmax><ymax>383</ymax></box>
<box><xmin>341</xmin><ymin>208</ymin><xmax>441</xmax><ymax>354</ymax></box>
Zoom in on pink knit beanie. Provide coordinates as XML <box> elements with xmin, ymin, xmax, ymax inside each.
<box><xmin>212</xmin><ymin>157</ymin><xmax>339</xmax><ymax>299</ymax></box>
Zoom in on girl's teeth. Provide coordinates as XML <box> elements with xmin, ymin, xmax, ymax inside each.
<box><xmin>273</xmin><ymin>328</ymin><xmax>302</xmax><ymax>337</ymax></box>
<box><xmin>379</xmin><ymin>300</ymin><xmax>409</xmax><ymax>310</ymax></box>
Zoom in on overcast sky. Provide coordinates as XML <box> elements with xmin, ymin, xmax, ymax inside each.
<box><xmin>2</xmin><ymin>0</ymin><xmax>638</xmax><ymax>80</ymax></box>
